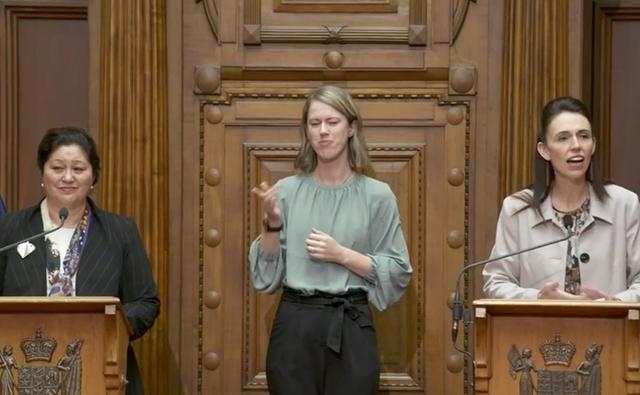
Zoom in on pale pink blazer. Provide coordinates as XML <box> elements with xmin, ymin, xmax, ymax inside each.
<box><xmin>483</xmin><ymin>184</ymin><xmax>640</xmax><ymax>301</ymax></box>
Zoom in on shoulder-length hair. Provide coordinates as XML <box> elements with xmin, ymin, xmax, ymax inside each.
<box><xmin>519</xmin><ymin>96</ymin><xmax>608</xmax><ymax>214</ymax></box>
<box><xmin>294</xmin><ymin>85</ymin><xmax>371</xmax><ymax>174</ymax></box>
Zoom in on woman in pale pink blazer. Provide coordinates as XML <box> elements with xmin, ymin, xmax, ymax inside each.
<box><xmin>483</xmin><ymin>96</ymin><xmax>640</xmax><ymax>301</ymax></box>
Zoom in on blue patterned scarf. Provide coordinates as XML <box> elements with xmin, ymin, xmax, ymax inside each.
<box><xmin>44</xmin><ymin>205</ymin><xmax>91</xmax><ymax>296</ymax></box>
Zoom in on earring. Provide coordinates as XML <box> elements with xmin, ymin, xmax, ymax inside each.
<box><xmin>40</xmin><ymin>183</ymin><xmax>44</xmax><ymax>188</ymax></box>
<box><xmin>90</xmin><ymin>185</ymin><xmax>94</xmax><ymax>190</ymax></box>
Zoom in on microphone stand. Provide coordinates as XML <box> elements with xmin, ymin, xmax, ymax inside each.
<box><xmin>451</xmin><ymin>215</ymin><xmax>574</xmax><ymax>359</ymax></box>
<box><xmin>449</xmin><ymin>215</ymin><xmax>574</xmax><ymax>395</ymax></box>
<box><xmin>0</xmin><ymin>209</ymin><xmax>69</xmax><ymax>254</ymax></box>
<box><xmin>451</xmin><ymin>232</ymin><xmax>573</xmax><ymax>338</ymax></box>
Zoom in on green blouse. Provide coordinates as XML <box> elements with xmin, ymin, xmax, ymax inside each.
<box><xmin>249</xmin><ymin>173</ymin><xmax>412</xmax><ymax>311</ymax></box>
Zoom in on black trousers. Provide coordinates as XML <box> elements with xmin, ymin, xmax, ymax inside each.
<box><xmin>266</xmin><ymin>287</ymin><xmax>380</xmax><ymax>395</ymax></box>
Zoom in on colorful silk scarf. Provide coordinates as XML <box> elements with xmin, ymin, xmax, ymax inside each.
<box><xmin>553</xmin><ymin>196</ymin><xmax>591</xmax><ymax>295</ymax></box>
<box><xmin>44</xmin><ymin>206</ymin><xmax>91</xmax><ymax>296</ymax></box>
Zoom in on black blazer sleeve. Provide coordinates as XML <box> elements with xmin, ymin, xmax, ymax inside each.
<box><xmin>0</xmin><ymin>206</ymin><xmax>48</xmax><ymax>296</ymax></box>
<box><xmin>116</xmin><ymin>216</ymin><xmax>160</xmax><ymax>340</ymax></box>
<box><xmin>79</xmin><ymin>210</ymin><xmax>160</xmax><ymax>340</ymax></box>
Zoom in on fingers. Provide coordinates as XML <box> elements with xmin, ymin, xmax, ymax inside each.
<box><xmin>580</xmin><ymin>287</ymin><xmax>610</xmax><ymax>300</ymax></box>
<box><xmin>541</xmin><ymin>282</ymin><xmax>559</xmax><ymax>293</ymax></box>
<box><xmin>252</xmin><ymin>181</ymin><xmax>281</xmax><ymax>218</ymax></box>
<box><xmin>539</xmin><ymin>282</ymin><xmax>592</xmax><ymax>300</ymax></box>
<box><xmin>305</xmin><ymin>232</ymin><xmax>329</xmax><ymax>257</ymax></box>
<box><xmin>538</xmin><ymin>282</ymin><xmax>560</xmax><ymax>299</ymax></box>
<box><xmin>251</xmin><ymin>181</ymin><xmax>273</xmax><ymax>197</ymax></box>
<box><xmin>560</xmin><ymin>291</ymin><xmax>587</xmax><ymax>300</ymax></box>
<box><xmin>305</xmin><ymin>237</ymin><xmax>323</xmax><ymax>250</ymax></box>
<box><xmin>306</xmin><ymin>243</ymin><xmax>324</xmax><ymax>258</ymax></box>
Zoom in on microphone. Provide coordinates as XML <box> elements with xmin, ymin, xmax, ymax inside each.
<box><xmin>451</xmin><ymin>215</ymin><xmax>574</xmax><ymax>343</ymax></box>
<box><xmin>0</xmin><ymin>208</ymin><xmax>69</xmax><ymax>254</ymax></box>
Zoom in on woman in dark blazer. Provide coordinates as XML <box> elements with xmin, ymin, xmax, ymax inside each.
<box><xmin>0</xmin><ymin>127</ymin><xmax>159</xmax><ymax>395</ymax></box>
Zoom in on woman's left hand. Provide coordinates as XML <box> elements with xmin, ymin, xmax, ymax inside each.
<box><xmin>305</xmin><ymin>228</ymin><xmax>345</xmax><ymax>263</ymax></box>
<box><xmin>580</xmin><ymin>287</ymin><xmax>614</xmax><ymax>301</ymax></box>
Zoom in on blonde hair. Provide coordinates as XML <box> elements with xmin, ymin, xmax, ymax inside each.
<box><xmin>294</xmin><ymin>85</ymin><xmax>371</xmax><ymax>174</ymax></box>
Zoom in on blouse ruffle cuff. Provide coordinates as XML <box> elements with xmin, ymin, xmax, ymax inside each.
<box><xmin>365</xmin><ymin>259</ymin><xmax>379</xmax><ymax>285</ymax></box>
<box><xmin>256</xmin><ymin>245</ymin><xmax>279</xmax><ymax>263</ymax></box>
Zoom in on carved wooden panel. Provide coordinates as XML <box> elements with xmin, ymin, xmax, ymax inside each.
<box><xmin>219</xmin><ymin>0</ymin><xmax>449</xmax><ymax>76</ymax></box>
<box><xmin>199</xmin><ymin>87</ymin><xmax>469</xmax><ymax>394</ymax></box>
<box><xmin>273</xmin><ymin>0</ymin><xmax>398</xmax><ymax>13</ymax></box>
<box><xmin>474</xmin><ymin>301</ymin><xmax>640</xmax><ymax>395</ymax></box>
<box><xmin>244</xmin><ymin>0</ymin><xmax>418</xmax><ymax>45</ymax></box>
<box><xmin>243</xmin><ymin>144</ymin><xmax>425</xmax><ymax>390</ymax></box>
<box><xmin>0</xmin><ymin>5</ymin><xmax>88</xmax><ymax>210</ymax></box>
<box><xmin>593</xmin><ymin>4</ymin><xmax>640</xmax><ymax>193</ymax></box>
<box><xmin>196</xmin><ymin>0</ymin><xmax>219</xmax><ymax>42</ymax></box>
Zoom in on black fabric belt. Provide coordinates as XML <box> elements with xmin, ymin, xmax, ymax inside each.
<box><xmin>281</xmin><ymin>287</ymin><xmax>371</xmax><ymax>354</ymax></box>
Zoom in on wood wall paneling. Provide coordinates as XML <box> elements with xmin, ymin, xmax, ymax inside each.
<box><xmin>273</xmin><ymin>0</ymin><xmax>399</xmax><ymax>13</ymax></box>
<box><xmin>499</xmin><ymin>0</ymin><xmax>569</xmax><ymax>198</ymax></box>
<box><xmin>97</xmin><ymin>1</ymin><xmax>177</xmax><ymax>394</ymax></box>
<box><xmin>238</xmin><ymin>0</ymin><xmax>436</xmax><ymax>69</ymax></box>
<box><xmin>115</xmin><ymin>0</ymin><xmax>640</xmax><ymax>393</ymax></box>
<box><xmin>198</xmin><ymin>88</ymin><xmax>468</xmax><ymax>394</ymax></box>
<box><xmin>199</xmin><ymin>0</ymin><xmax>219</xmax><ymax>43</ymax></box>
<box><xmin>179</xmin><ymin>0</ymin><xmax>486</xmax><ymax>393</ymax></box>
<box><xmin>0</xmin><ymin>4</ymin><xmax>87</xmax><ymax>210</ymax></box>
<box><xmin>610</xmin><ymin>15</ymin><xmax>640</xmax><ymax>194</ymax></box>
<box><xmin>592</xmin><ymin>3</ymin><xmax>640</xmax><ymax>194</ymax></box>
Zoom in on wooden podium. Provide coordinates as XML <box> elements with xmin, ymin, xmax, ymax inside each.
<box><xmin>473</xmin><ymin>299</ymin><xmax>640</xmax><ymax>395</ymax></box>
<box><xmin>0</xmin><ymin>297</ymin><xmax>131</xmax><ymax>394</ymax></box>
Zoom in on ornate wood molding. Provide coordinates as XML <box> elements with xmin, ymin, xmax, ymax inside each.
<box><xmin>259</xmin><ymin>25</ymin><xmax>409</xmax><ymax>44</ymax></box>
<box><xmin>243</xmin><ymin>0</ymin><xmax>427</xmax><ymax>46</ymax></box>
<box><xmin>198</xmin><ymin>86</ymin><xmax>465</xmax><ymax>105</ymax></box>
<box><xmin>452</xmin><ymin>0</ymin><xmax>476</xmax><ymax>44</ymax></box>
<box><xmin>274</xmin><ymin>0</ymin><xmax>397</xmax><ymax>13</ymax></box>
<box><xmin>196</xmin><ymin>0</ymin><xmax>219</xmax><ymax>43</ymax></box>
<box><xmin>216</xmin><ymin>67</ymin><xmax>449</xmax><ymax>83</ymax></box>
<box><xmin>241</xmin><ymin>144</ymin><xmax>427</xmax><ymax>390</ymax></box>
<box><xmin>197</xmin><ymin>88</ymin><xmax>471</xmax><ymax>392</ymax></box>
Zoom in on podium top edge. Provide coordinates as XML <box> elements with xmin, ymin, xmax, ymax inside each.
<box><xmin>473</xmin><ymin>299</ymin><xmax>640</xmax><ymax>317</ymax></box>
<box><xmin>473</xmin><ymin>298</ymin><xmax>640</xmax><ymax>308</ymax></box>
<box><xmin>0</xmin><ymin>296</ymin><xmax>123</xmax><ymax>312</ymax></box>
<box><xmin>0</xmin><ymin>296</ymin><xmax>120</xmax><ymax>303</ymax></box>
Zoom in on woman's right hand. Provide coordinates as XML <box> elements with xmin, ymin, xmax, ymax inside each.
<box><xmin>538</xmin><ymin>282</ymin><xmax>587</xmax><ymax>300</ymax></box>
<box><xmin>251</xmin><ymin>181</ymin><xmax>281</xmax><ymax>225</ymax></box>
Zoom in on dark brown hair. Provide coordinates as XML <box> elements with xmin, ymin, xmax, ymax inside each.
<box><xmin>37</xmin><ymin>127</ymin><xmax>101</xmax><ymax>185</ymax></box>
<box><xmin>517</xmin><ymin>96</ymin><xmax>608</xmax><ymax>214</ymax></box>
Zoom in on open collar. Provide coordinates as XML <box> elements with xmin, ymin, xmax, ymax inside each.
<box><xmin>532</xmin><ymin>183</ymin><xmax>612</xmax><ymax>229</ymax></box>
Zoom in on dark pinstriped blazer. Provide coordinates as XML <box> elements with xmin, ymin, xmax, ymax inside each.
<box><xmin>0</xmin><ymin>199</ymin><xmax>160</xmax><ymax>395</ymax></box>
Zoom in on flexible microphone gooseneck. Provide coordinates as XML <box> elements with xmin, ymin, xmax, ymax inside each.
<box><xmin>451</xmin><ymin>214</ymin><xmax>574</xmax><ymax>344</ymax></box>
<box><xmin>0</xmin><ymin>208</ymin><xmax>69</xmax><ymax>254</ymax></box>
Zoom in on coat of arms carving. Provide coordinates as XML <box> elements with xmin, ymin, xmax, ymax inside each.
<box><xmin>508</xmin><ymin>334</ymin><xmax>602</xmax><ymax>395</ymax></box>
<box><xmin>0</xmin><ymin>329</ymin><xmax>83</xmax><ymax>395</ymax></box>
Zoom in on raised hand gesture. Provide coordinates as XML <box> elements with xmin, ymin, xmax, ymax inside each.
<box><xmin>251</xmin><ymin>181</ymin><xmax>281</xmax><ymax>226</ymax></box>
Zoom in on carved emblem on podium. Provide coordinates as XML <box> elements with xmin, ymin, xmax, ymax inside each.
<box><xmin>0</xmin><ymin>328</ymin><xmax>83</xmax><ymax>395</ymax></box>
<box><xmin>508</xmin><ymin>334</ymin><xmax>602</xmax><ymax>395</ymax></box>
<box><xmin>540</xmin><ymin>334</ymin><xmax>576</xmax><ymax>366</ymax></box>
